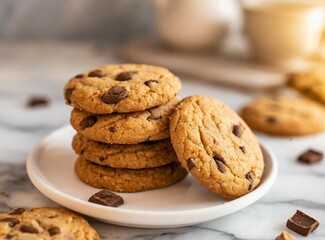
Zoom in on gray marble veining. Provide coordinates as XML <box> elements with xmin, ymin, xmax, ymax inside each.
<box><xmin>0</xmin><ymin>42</ymin><xmax>324</xmax><ymax>239</ymax></box>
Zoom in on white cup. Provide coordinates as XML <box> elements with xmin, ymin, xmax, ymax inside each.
<box><xmin>244</xmin><ymin>0</ymin><xmax>325</xmax><ymax>69</ymax></box>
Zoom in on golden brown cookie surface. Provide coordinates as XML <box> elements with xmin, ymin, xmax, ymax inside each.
<box><xmin>241</xmin><ymin>97</ymin><xmax>325</xmax><ymax>136</ymax></box>
<box><xmin>72</xmin><ymin>134</ymin><xmax>177</xmax><ymax>169</ymax></box>
<box><xmin>0</xmin><ymin>207</ymin><xmax>99</xmax><ymax>240</ymax></box>
<box><xmin>170</xmin><ymin>95</ymin><xmax>264</xmax><ymax>199</ymax></box>
<box><xmin>288</xmin><ymin>71</ymin><xmax>325</xmax><ymax>105</ymax></box>
<box><xmin>64</xmin><ymin>64</ymin><xmax>181</xmax><ymax>114</ymax></box>
<box><xmin>70</xmin><ymin>97</ymin><xmax>179</xmax><ymax>144</ymax></box>
<box><xmin>75</xmin><ymin>157</ymin><xmax>188</xmax><ymax>193</ymax></box>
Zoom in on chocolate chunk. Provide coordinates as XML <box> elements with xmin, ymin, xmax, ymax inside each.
<box><xmin>115</xmin><ymin>71</ymin><xmax>137</xmax><ymax>81</ymax></box>
<box><xmin>65</xmin><ymin>88</ymin><xmax>74</xmax><ymax>105</ymax></box>
<box><xmin>27</xmin><ymin>97</ymin><xmax>49</xmax><ymax>108</ymax></box>
<box><xmin>144</xmin><ymin>80</ymin><xmax>158</xmax><ymax>86</ymax></box>
<box><xmin>266</xmin><ymin>116</ymin><xmax>277</xmax><ymax>124</ymax></box>
<box><xmin>187</xmin><ymin>158</ymin><xmax>195</xmax><ymax>171</ymax></box>
<box><xmin>88</xmin><ymin>70</ymin><xmax>106</xmax><ymax>78</ymax></box>
<box><xmin>0</xmin><ymin>218</ymin><xmax>20</xmax><ymax>227</ymax></box>
<box><xmin>88</xmin><ymin>190</ymin><xmax>124</xmax><ymax>207</ymax></box>
<box><xmin>9</xmin><ymin>208</ymin><xmax>26</xmax><ymax>215</ymax></box>
<box><xmin>99</xmin><ymin>156</ymin><xmax>106</xmax><ymax>161</ymax></box>
<box><xmin>147</xmin><ymin>114</ymin><xmax>162</xmax><ymax>121</ymax></box>
<box><xmin>74</xmin><ymin>74</ymin><xmax>83</xmax><ymax>79</ymax></box>
<box><xmin>286</xmin><ymin>210</ymin><xmax>319</xmax><ymax>237</ymax></box>
<box><xmin>21</xmin><ymin>225</ymin><xmax>39</xmax><ymax>234</ymax></box>
<box><xmin>101</xmin><ymin>86</ymin><xmax>129</xmax><ymax>104</ymax></box>
<box><xmin>232</xmin><ymin>124</ymin><xmax>243</xmax><ymax>137</ymax></box>
<box><xmin>108</xmin><ymin>127</ymin><xmax>117</xmax><ymax>132</ymax></box>
<box><xmin>48</xmin><ymin>226</ymin><xmax>61</xmax><ymax>236</ymax></box>
<box><xmin>239</xmin><ymin>146</ymin><xmax>246</xmax><ymax>153</ymax></box>
<box><xmin>248</xmin><ymin>183</ymin><xmax>253</xmax><ymax>191</ymax></box>
<box><xmin>213</xmin><ymin>154</ymin><xmax>226</xmax><ymax>173</ymax></box>
<box><xmin>245</xmin><ymin>171</ymin><xmax>254</xmax><ymax>181</ymax></box>
<box><xmin>80</xmin><ymin>115</ymin><xmax>97</xmax><ymax>130</ymax></box>
<box><xmin>298</xmin><ymin>149</ymin><xmax>323</xmax><ymax>164</ymax></box>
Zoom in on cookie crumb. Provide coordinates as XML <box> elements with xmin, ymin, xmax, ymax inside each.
<box><xmin>275</xmin><ymin>231</ymin><xmax>296</xmax><ymax>240</ymax></box>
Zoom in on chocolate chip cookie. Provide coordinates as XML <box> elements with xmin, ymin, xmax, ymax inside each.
<box><xmin>64</xmin><ymin>64</ymin><xmax>181</xmax><ymax>114</ymax></box>
<box><xmin>0</xmin><ymin>207</ymin><xmax>99</xmax><ymax>239</ymax></box>
<box><xmin>170</xmin><ymin>95</ymin><xmax>264</xmax><ymax>199</ymax></box>
<box><xmin>288</xmin><ymin>71</ymin><xmax>325</xmax><ymax>105</ymax></box>
<box><xmin>75</xmin><ymin>157</ymin><xmax>188</xmax><ymax>192</ymax></box>
<box><xmin>241</xmin><ymin>97</ymin><xmax>325</xmax><ymax>136</ymax></box>
<box><xmin>70</xmin><ymin>97</ymin><xmax>179</xmax><ymax>144</ymax></box>
<box><xmin>72</xmin><ymin>134</ymin><xmax>177</xmax><ymax>169</ymax></box>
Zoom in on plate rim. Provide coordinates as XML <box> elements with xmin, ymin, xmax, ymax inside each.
<box><xmin>27</xmin><ymin>125</ymin><xmax>278</xmax><ymax>227</ymax></box>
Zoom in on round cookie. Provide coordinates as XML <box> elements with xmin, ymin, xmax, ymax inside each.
<box><xmin>72</xmin><ymin>134</ymin><xmax>177</xmax><ymax>169</ymax></box>
<box><xmin>0</xmin><ymin>207</ymin><xmax>99</xmax><ymax>239</ymax></box>
<box><xmin>169</xmin><ymin>95</ymin><xmax>264</xmax><ymax>200</ymax></box>
<box><xmin>75</xmin><ymin>157</ymin><xmax>188</xmax><ymax>193</ymax></box>
<box><xmin>64</xmin><ymin>64</ymin><xmax>181</xmax><ymax>114</ymax></box>
<box><xmin>288</xmin><ymin>71</ymin><xmax>325</xmax><ymax>105</ymax></box>
<box><xmin>241</xmin><ymin>97</ymin><xmax>325</xmax><ymax>136</ymax></box>
<box><xmin>70</xmin><ymin>97</ymin><xmax>179</xmax><ymax>144</ymax></box>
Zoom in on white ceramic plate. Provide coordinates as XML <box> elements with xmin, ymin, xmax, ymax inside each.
<box><xmin>27</xmin><ymin>126</ymin><xmax>278</xmax><ymax>228</ymax></box>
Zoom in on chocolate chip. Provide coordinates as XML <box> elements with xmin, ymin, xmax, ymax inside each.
<box><xmin>9</xmin><ymin>208</ymin><xmax>26</xmax><ymax>215</ymax></box>
<box><xmin>74</xmin><ymin>74</ymin><xmax>83</xmax><ymax>79</ymax></box>
<box><xmin>298</xmin><ymin>149</ymin><xmax>323</xmax><ymax>164</ymax></box>
<box><xmin>101</xmin><ymin>86</ymin><xmax>129</xmax><ymax>104</ymax></box>
<box><xmin>0</xmin><ymin>218</ymin><xmax>20</xmax><ymax>227</ymax></box>
<box><xmin>48</xmin><ymin>226</ymin><xmax>61</xmax><ymax>236</ymax></box>
<box><xmin>147</xmin><ymin>115</ymin><xmax>162</xmax><ymax>121</ymax></box>
<box><xmin>115</xmin><ymin>71</ymin><xmax>137</xmax><ymax>81</ymax></box>
<box><xmin>286</xmin><ymin>210</ymin><xmax>319</xmax><ymax>237</ymax></box>
<box><xmin>108</xmin><ymin>127</ymin><xmax>117</xmax><ymax>132</ymax></box>
<box><xmin>213</xmin><ymin>154</ymin><xmax>226</xmax><ymax>173</ymax></box>
<box><xmin>239</xmin><ymin>146</ymin><xmax>246</xmax><ymax>153</ymax></box>
<box><xmin>245</xmin><ymin>171</ymin><xmax>254</xmax><ymax>181</ymax></box>
<box><xmin>99</xmin><ymin>156</ymin><xmax>106</xmax><ymax>161</ymax></box>
<box><xmin>144</xmin><ymin>80</ymin><xmax>158</xmax><ymax>86</ymax></box>
<box><xmin>27</xmin><ymin>97</ymin><xmax>49</xmax><ymax>108</ymax></box>
<box><xmin>20</xmin><ymin>225</ymin><xmax>39</xmax><ymax>234</ymax></box>
<box><xmin>266</xmin><ymin>116</ymin><xmax>277</xmax><ymax>124</ymax></box>
<box><xmin>248</xmin><ymin>184</ymin><xmax>253</xmax><ymax>191</ymax></box>
<box><xmin>65</xmin><ymin>88</ymin><xmax>74</xmax><ymax>105</ymax></box>
<box><xmin>89</xmin><ymin>190</ymin><xmax>124</xmax><ymax>207</ymax></box>
<box><xmin>187</xmin><ymin>158</ymin><xmax>195</xmax><ymax>171</ymax></box>
<box><xmin>80</xmin><ymin>116</ymin><xmax>97</xmax><ymax>130</ymax></box>
<box><xmin>232</xmin><ymin>125</ymin><xmax>243</xmax><ymax>137</ymax></box>
<box><xmin>88</xmin><ymin>70</ymin><xmax>106</xmax><ymax>78</ymax></box>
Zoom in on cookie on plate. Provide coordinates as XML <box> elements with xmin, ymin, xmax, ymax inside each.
<box><xmin>241</xmin><ymin>97</ymin><xmax>325</xmax><ymax>136</ymax></box>
<box><xmin>75</xmin><ymin>157</ymin><xmax>188</xmax><ymax>193</ymax></box>
<box><xmin>64</xmin><ymin>64</ymin><xmax>181</xmax><ymax>114</ymax></box>
<box><xmin>0</xmin><ymin>207</ymin><xmax>99</xmax><ymax>239</ymax></box>
<box><xmin>70</xmin><ymin>97</ymin><xmax>179</xmax><ymax>144</ymax></box>
<box><xmin>72</xmin><ymin>134</ymin><xmax>177</xmax><ymax>169</ymax></box>
<box><xmin>288</xmin><ymin>71</ymin><xmax>325</xmax><ymax>105</ymax></box>
<box><xmin>170</xmin><ymin>95</ymin><xmax>264</xmax><ymax>199</ymax></box>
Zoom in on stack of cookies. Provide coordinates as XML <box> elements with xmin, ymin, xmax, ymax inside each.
<box><xmin>64</xmin><ymin>64</ymin><xmax>187</xmax><ymax>192</ymax></box>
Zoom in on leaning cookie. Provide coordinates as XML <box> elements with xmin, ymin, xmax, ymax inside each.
<box><xmin>72</xmin><ymin>134</ymin><xmax>177</xmax><ymax>169</ymax></box>
<box><xmin>170</xmin><ymin>95</ymin><xmax>264</xmax><ymax>200</ymax></box>
<box><xmin>75</xmin><ymin>157</ymin><xmax>188</xmax><ymax>192</ymax></box>
<box><xmin>0</xmin><ymin>207</ymin><xmax>99</xmax><ymax>239</ymax></box>
<box><xmin>70</xmin><ymin>97</ymin><xmax>179</xmax><ymax>144</ymax></box>
<box><xmin>64</xmin><ymin>64</ymin><xmax>181</xmax><ymax>114</ymax></box>
<box><xmin>241</xmin><ymin>97</ymin><xmax>325</xmax><ymax>136</ymax></box>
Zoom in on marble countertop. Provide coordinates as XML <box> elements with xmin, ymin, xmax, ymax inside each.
<box><xmin>0</xmin><ymin>42</ymin><xmax>324</xmax><ymax>240</ymax></box>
